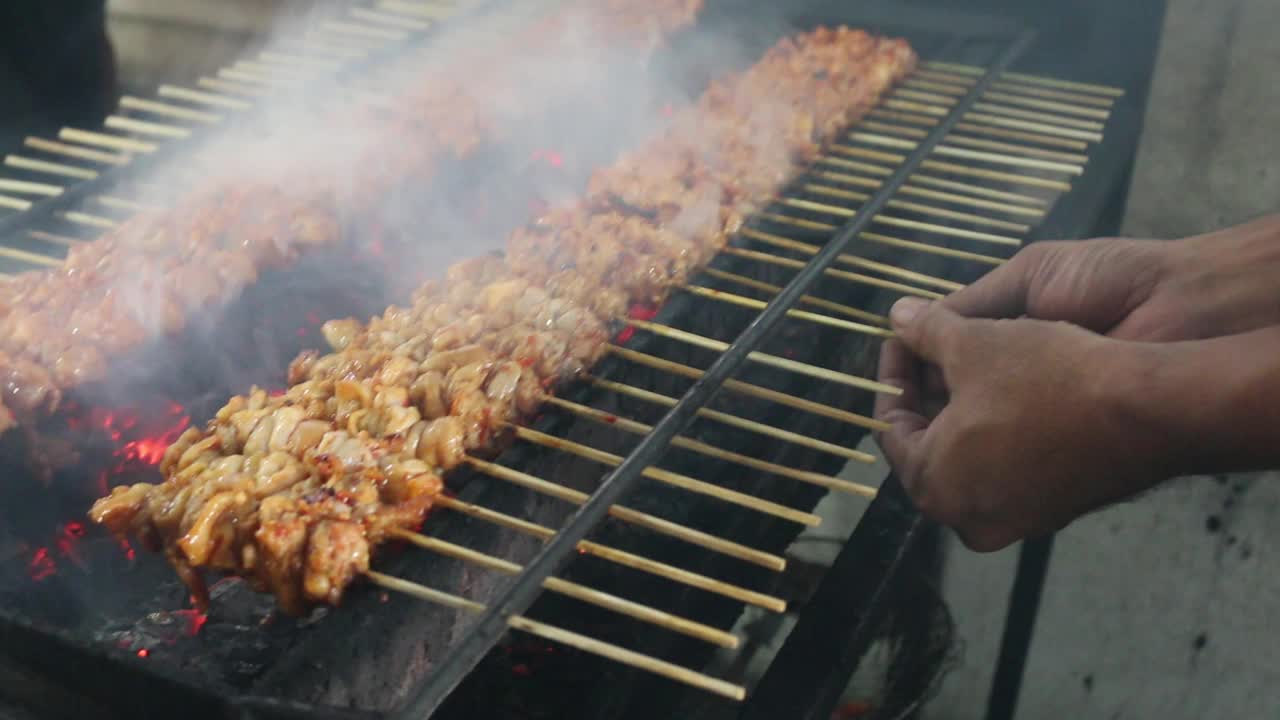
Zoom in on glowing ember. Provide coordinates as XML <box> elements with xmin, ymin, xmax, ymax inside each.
<box><xmin>136</xmin><ymin>648</ymin><xmax>150</xmax><ymax>658</ymax></box>
<box><xmin>172</xmin><ymin>609</ymin><xmax>209</xmax><ymax>636</ymax></box>
<box><xmin>615</xmin><ymin>302</ymin><xmax>660</xmax><ymax>344</ymax></box>
<box><xmin>28</xmin><ymin>548</ymin><xmax>55</xmax><ymax>582</ymax></box>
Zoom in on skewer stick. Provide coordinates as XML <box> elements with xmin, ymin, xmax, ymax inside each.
<box><xmin>999</xmin><ymin>71</ymin><xmax>1125</xmax><ymax>97</ymax></box>
<box><xmin>104</xmin><ymin>115</ymin><xmax>191</xmax><ymax>139</ymax></box>
<box><xmin>320</xmin><ymin>20</ymin><xmax>408</xmax><ymax>41</ymax></box>
<box><xmin>777</xmin><ymin>197</ymin><xmax>1025</xmax><ymax>247</ymax></box>
<box><xmin>96</xmin><ymin>195</ymin><xmax>159</xmax><ymax>212</ymax></box>
<box><xmin>721</xmin><ymin>247</ymin><xmax>944</xmax><ymax>299</ymax></box>
<box><xmin>350</xmin><ymin>7</ymin><xmax>434</xmax><ymax>30</ymax></box>
<box><xmin>942</xmin><ymin>135</ymin><xmax>1089</xmax><ymax>164</ymax></box>
<box><xmin>389</xmin><ymin>528</ymin><xmax>739</xmax><ymax>648</ymax></box>
<box><xmin>680</xmin><ymin>282</ymin><xmax>892</xmax><ymax>337</ymax></box>
<box><xmin>802</xmin><ymin>182</ymin><xmax>1034</xmax><ymax>232</ymax></box>
<box><xmin>868</xmin><ymin>108</ymin><xmax>938</xmax><ymax>126</ymax></box>
<box><xmin>906</xmin><ymin>173</ymin><xmax>1049</xmax><ymax>206</ymax></box>
<box><xmin>58</xmin><ymin>128</ymin><xmax>157</xmax><ymax>153</ymax></box>
<box><xmin>829</xmin><ymin>143</ymin><xmax>905</xmax><ymax>165</ymax></box>
<box><xmin>602</xmin><ymin>347</ymin><xmax>889</xmax><ymax>433</ymax></box>
<box><xmin>814</xmin><ymin>170</ymin><xmax>1045</xmax><ymax>218</ymax></box>
<box><xmin>953</xmin><ymin>121</ymin><xmax>1090</xmax><ymax>150</ymax></box>
<box><xmin>61</xmin><ymin>212</ymin><xmax>116</xmax><ymax>229</ymax></box>
<box><xmin>883</xmin><ymin>98</ymin><xmax>949</xmax><ymax>117</ymax></box>
<box><xmin>276</xmin><ymin>38</ymin><xmax>369</xmax><ymax>59</ymax></box>
<box><xmin>120</xmin><ymin>96</ymin><xmax>222</xmax><ymax>124</ymax></box>
<box><xmin>920</xmin><ymin>159</ymin><xmax>1074</xmax><ymax>191</ymax></box>
<box><xmin>256</xmin><ymin>51</ymin><xmax>342</xmax><ymax>69</ymax></box>
<box><xmin>545</xmin><ymin>396</ymin><xmax>877</xmax><ymax>496</ymax></box>
<box><xmin>0</xmin><ymin>246</ymin><xmax>60</xmax><ymax>267</ymax></box>
<box><xmin>198</xmin><ymin>76</ymin><xmax>268</xmax><ymax>96</ymax></box>
<box><xmin>28</xmin><ymin>231</ymin><xmax>81</xmax><ymax>247</ymax></box>
<box><xmin>378</xmin><ymin>0</ymin><xmax>456</xmax><ymax>19</ymax></box>
<box><xmin>860</xmin><ymin>120</ymin><xmax>929</xmax><ymax>139</ymax></box>
<box><xmin>982</xmin><ymin>91</ymin><xmax>1110</xmax><ymax>120</ymax></box>
<box><xmin>463</xmin><ymin>457</ymin><xmax>787</xmax><ymax>571</ymax></box>
<box><xmin>903</xmin><ymin>78</ymin><xmax>968</xmax><ymax>96</ymax></box>
<box><xmin>510</xmin><ymin>425</ymin><xmax>822</xmax><ymax>527</ymax></box>
<box><xmin>893</xmin><ymin>88</ymin><xmax>956</xmax><ymax>106</ymax></box>
<box><xmin>738</xmin><ymin>227</ymin><xmax>963</xmax><ymax>292</ymax></box>
<box><xmin>919</xmin><ymin>60</ymin><xmax>983</xmax><ymax>75</ymax></box>
<box><xmin>699</xmin><ymin>266</ymin><xmax>891</xmax><ymax>322</ymax></box>
<box><xmin>3</xmin><ymin>156</ymin><xmax>97</xmax><ymax>180</ymax></box>
<box><xmin>989</xmin><ymin>81</ymin><xmax>1115</xmax><ymax>107</ymax></box>
<box><xmin>216</xmin><ymin>68</ymin><xmax>286</xmax><ymax>87</ymax></box>
<box><xmin>0</xmin><ymin>179</ymin><xmax>62</xmax><ymax>196</ymax></box>
<box><xmin>23</xmin><ymin>137</ymin><xmax>128</xmax><ymax>165</ymax></box>
<box><xmin>845</xmin><ymin>133</ymin><xmax>1084</xmax><ymax>174</ymax></box>
<box><xmin>233</xmin><ymin>60</ymin><xmax>319</xmax><ymax>79</ymax></box>
<box><xmin>366</xmin><ymin>572</ymin><xmax>746</xmax><ymax>700</ymax></box>
<box><xmin>964</xmin><ymin>112</ymin><xmax>1103</xmax><ymax>143</ymax></box>
<box><xmin>912</xmin><ymin>68</ymin><xmax>977</xmax><ymax>86</ymax></box>
<box><xmin>434</xmin><ymin>495</ymin><xmax>786</xmax><ymax>611</ymax></box>
<box><xmin>0</xmin><ymin>195</ymin><xmax>31</xmax><ymax>211</ymax></box>
<box><xmin>861</xmin><ymin>231</ymin><xmax>1006</xmax><ymax>266</ymax></box>
<box><xmin>626</xmin><ymin>319</ymin><xmax>900</xmax><ymax>396</ymax></box>
<box><xmin>971</xmin><ymin>102</ymin><xmax>1105</xmax><ymax>131</ymax></box>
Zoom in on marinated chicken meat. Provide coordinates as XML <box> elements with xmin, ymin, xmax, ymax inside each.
<box><xmin>0</xmin><ymin>0</ymin><xmax>704</xmax><ymax>436</ymax></box>
<box><xmin>90</xmin><ymin>27</ymin><xmax>917</xmax><ymax>614</ymax></box>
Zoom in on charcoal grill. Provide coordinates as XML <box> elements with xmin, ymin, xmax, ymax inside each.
<box><xmin>0</xmin><ymin>1</ymin><xmax>1164</xmax><ymax>718</ymax></box>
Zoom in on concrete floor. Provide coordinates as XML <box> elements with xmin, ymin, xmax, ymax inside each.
<box><xmin>915</xmin><ymin>0</ymin><xmax>1280</xmax><ymax>717</ymax></box>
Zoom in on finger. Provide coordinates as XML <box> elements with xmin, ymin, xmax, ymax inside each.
<box><xmin>940</xmin><ymin>243</ymin><xmax>1051</xmax><ymax>319</ymax></box>
<box><xmin>874</xmin><ymin>339</ymin><xmax>930</xmax><ymax>471</ymax></box>
<box><xmin>888</xmin><ymin>297</ymin><xmax>968</xmax><ymax>366</ymax></box>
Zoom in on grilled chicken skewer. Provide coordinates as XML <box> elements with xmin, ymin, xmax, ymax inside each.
<box><xmin>91</xmin><ymin>27</ymin><xmax>917</xmax><ymax>615</ymax></box>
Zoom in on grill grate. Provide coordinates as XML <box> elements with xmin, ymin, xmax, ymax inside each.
<box><xmin>0</xmin><ymin>5</ymin><xmax>1133</xmax><ymax>719</ymax></box>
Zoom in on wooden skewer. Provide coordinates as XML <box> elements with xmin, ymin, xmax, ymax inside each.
<box><xmin>0</xmin><ymin>179</ymin><xmax>62</xmax><ymax>196</ymax></box>
<box><xmin>920</xmin><ymin>159</ymin><xmax>1074</xmax><ymax>191</ymax></box>
<box><xmin>154</xmin><ymin>86</ymin><xmax>250</xmax><ymax>114</ymax></box>
<box><xmin>120</xmin><ymin>96</ymin><xmax>222</xmax><ymax>124</ymax></box>
<box><xmin>943</xmin><ymin>135</ymin><xmax>1089</xmax><ymax>164</ymax></box>
<box><xmin>626</xmin><ymin>318</ymin><xmax>901</xmax><ymax>396</ymax></box>
<box><xmin>893</xmin><ymin>88</ymin><xmax>956</xmax><ymax>106</ymax></box>
<box><xmin>587</xmin><ymin>371</ymin><xmax>883</xmax><ymax>458</ymax></box>
<box><xmin>104</xmin><ymin>115</ymin><xmax>191</xmax><ymax>139</ymax></box>
<box><xmin>802</xmin><ymin>182</ymin><xmax>1034</xmax><ymax>232</ymax></box>
<box><xmin>777</xmin><ymin>196</ymin><xmax>1025</xmax><ymax>247</ymax></box>
<box><xmin>912</xmin><ymin>68</ymin><xmax>977</xmax><ymax>85</ymax></box>
<box><xmin>233</xmin><ymin>60</ymin><xmax>320</xmax><ymax>79</ymax></box>
<box><xmin>378</xmin><ymin>0</ymin><xmax>456</xmax><ymax>19</ymax></box>
<box><xmin>680</xmin><ymin>282</ymin><xmax>892</xmax><ymax>337</ymax></box>
<box><xmin>965</xmin><ymin>112</ymin><xmax>1103</xmax><ymax>143</ymax></box>
<box><xmin>434</xmin><ymin>494</ymin><xmax>786</xmax><ymax>611</ymax></box>
<box><xmin>828</xmin><ymin>143</ymin><xmax>905</xmax><ymax>165</ymax></box>
<box><xmin>546</xmin><ymin>396</ymin><xmax>878</xmax><ymax>495</ymax></box>
<box><xmin>919</xmin><ymin>60</ymin><xmax>983</xmax><ymax>76</ymax></box>
<box><xmin>738</xmin><ymin>227</ymin><xmax>963</xmax><ymax>292</ymax></box>
<box><xmin>814</xmin><ymin>170</ymin><xmax>1045</xmax><ymax>218</ymax></box>
<box><xmin>971</xmin><ymin>102</ymin><xmax>1105</xmax><ymax>131</ymax></box>
<box><xmin>23</xmin><ymin>137</ymin><xmax>129</xmax><ymax>166</ymax></box>
<box><xmin>883</xmin><ymin>98</ymin><xmax>949</xmax><ymax>117</ymax></box>
<box><xmin>198</xmin><ymin>76</ymin><xmax>268</xmax><ymax>97</ymax></box>
<box><xmin>699</xmin><ymin>266</ymin><xmax>891</xmax><ymax>323</ymax></box>
<box><xmin>366</xmin><ymin>572</ymin><xmax>746</xmax><ymax>700</ymax></box>
<box><xmin>862</xmin><ymin>231</ymin><xmax>1006</xmax><ymax>266</ymax></box>
<box><xmin>58</xmin><ymin>128</ymin><xmax>157</xmax><ymax>153</ymax></box>
<box><xmin>953</xmin><ymin>121</ymin><xmax>1090</xmax><ymax>150</ymax></box>
<box><xmin>511</xmin><ymin>425</ymin><xmax>822</xmax><ymax>526</ymax></box>
<box><xmin>216</xmin><ymin>68</ymin><xmax>285</xmax><ymax>87</ymax></box>
<box><xmin>982</xmin><ymin>91</ymin><xmax>1110</xmax><ymax>120</ymax></box>
<box><xmin>256</xmin><ymin>51</ymin><xmax>342</xmax><ymax>69</ymax></box>
<box><xmin>61</xmin><ymin>212</ymin><xmax>116</xmax><ymax>229</ymax></box>
<box><xmin>722</xmin><ymin>247</ymin><xmax>944</xmax><ymax>299</ymax></box>
<box><xmin>389</xmin><ymin>528</ymin><xmax>739</xmax><ymax>648</ymax></box>
<box><xmin>903</xmin><ymin>78</ymin><xmax>968</xmax><ymax>96</ymax></box>
<box><xmin>859</xmin><ymin>120</ymin><xmax>929</xmax><ymax>139</ymax></box>
<box><xmin>28</xmin><ymin>231</ymin><xmax>81</xmax><ymax>247</ymax></box>
<box><xmin>97</xmin><ymin>195</ymin><xmax>159</xmax><ymax>212</ymax></box>
<box><xmin>0</xmin><ymin>246</ymin><xmax>60</xmax><ymax>267</ymax></box>
<box><xmin>4</xmin><ymin>155</ymin><xmax>96</xmax><ymax>180</ymax></box>
<box><xmin>0</xmin><ymin>195</ymin><xmax>31</xmax><ymax>211</ymax></box>
<box><xmin>989</xmin><ymin>80</ymin><xmax>1115</xmax><ymax>108</ymax></box>
<box><xmin>999</xmin><ymin>71</ymin><xmax>1125</xmax><ymax>97</ymax></box>
<box><xmin>320</xmin><ymin>20</ymin><xmax>408</xmax><ymax>41</ymax></box>
<box><xmin>463</xmin><ymin>457</ymin><xmax>787</xmax><ymax>571</ymax></box>
<box><xmin>867</xmin><ymin>108</ymin><xmax>938</xmax><ymax>127</ymax></box>
<box><xmin>276</xmin><ymin>38</ymin><xmax>369</xmax><ymax>59</ymax></box>
<box><xmin>350</xmin><ymin>6</ymin><xmax>433</xmax><ymax>30</ymax></box>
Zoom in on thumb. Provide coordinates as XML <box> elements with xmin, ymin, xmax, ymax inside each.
<box><xmin>889</xmin><ymin>297</ymin><xmax>966</xmax><ymax>364</ymax></box>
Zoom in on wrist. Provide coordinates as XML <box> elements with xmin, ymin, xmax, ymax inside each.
<box><xmin>1089</xmin><ymin>339</ymin><xmax>1190</xmax><ymax>482</ymax></box>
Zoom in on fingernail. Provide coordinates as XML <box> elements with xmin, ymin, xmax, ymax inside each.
<box><xmin>890</xmin><ymin>297</ymin><xmax>927</xmax><ymax>328</ymax></box>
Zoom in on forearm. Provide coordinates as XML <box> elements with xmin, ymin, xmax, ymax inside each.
<box><xmin>1110</xmin><ymin>326</ymin><xmax>1280</xmax><ymax>476</ymax></box>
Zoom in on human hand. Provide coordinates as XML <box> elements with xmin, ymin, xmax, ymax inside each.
<box><xmin>943</xmin><ymin>214</ymin><xmax>1280</xmax><ymax>341</ymax></box>
<box><xmin>873</xmin><ymin>298</ymin><xmax>1174</xmax><ymax>551</ymax></box>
